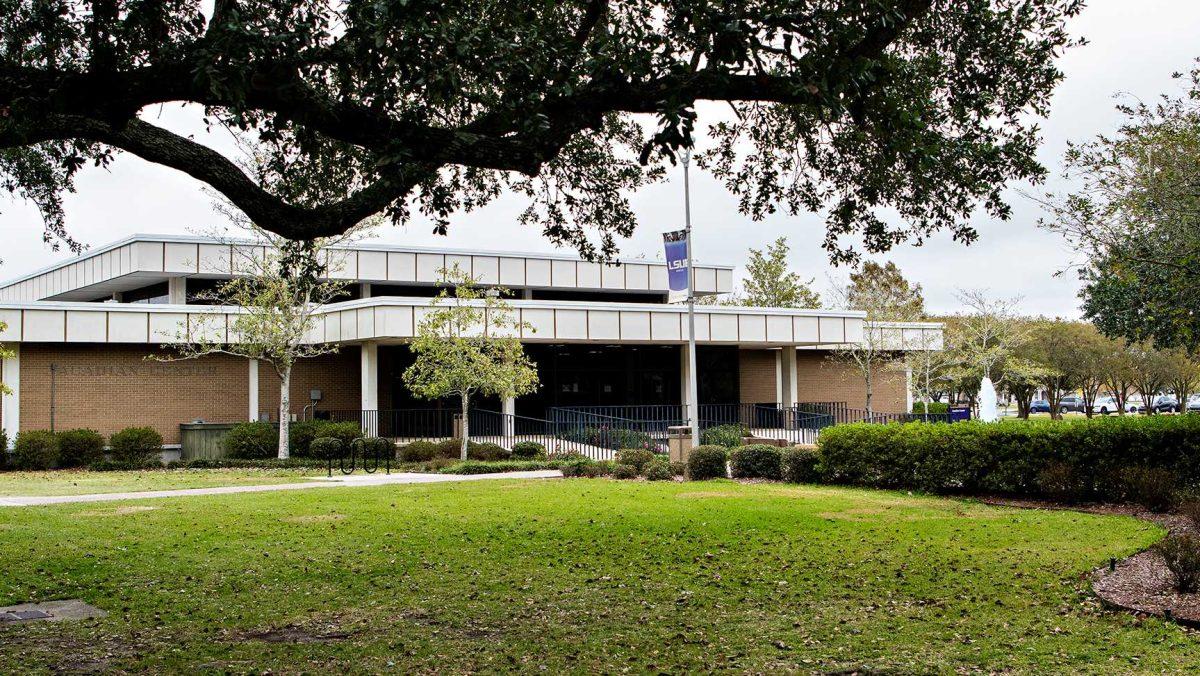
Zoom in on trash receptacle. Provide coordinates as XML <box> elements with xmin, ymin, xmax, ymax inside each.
<box><xmin>667</xmin><ymin>425</ymin><xmax>694</xmax><ymax>463</ymax></box>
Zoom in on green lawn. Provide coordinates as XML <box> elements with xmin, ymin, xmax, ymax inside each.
<box><xmin>0</xmin><ymin>479</ymin><xmax>1193</xmax><ymax>672</ymax></box>
<box><xmin>0</xmin><ymin>468</ymin><xmax>318</xmax><ymax>497</ymax></box>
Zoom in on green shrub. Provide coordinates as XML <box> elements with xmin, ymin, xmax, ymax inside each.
<box><xmin>701</xmin><ymin>424</ymin><xmax>746</xmax><ymax>448</ymax></box>
<box><xmin>469</xmin><ymin>442</ymin><xmax>511</xmax><ymax>462</ymax></box>
<box><xmin>1118</xmin><ymin>466</ymin><xmax>1178</xmax><ymax>512</ymax></box>
<box><xmin>615</xmin><ymin>448</ymin><xmax>656</xmax><ymax>472</ymax></box>
<box><xmin>309</xmin><ymin>436</ymin><xmax>344</xmax><ymax>460</ymax></box>
<box><xmin>1156</xmin><ymin>534</ymin><xmax>1200</xmax><ymax>593</ymax></box>
<box><xmin>1180</xmin><ymin>499</ymin><xmax>1200</xmax><ymax>526</ymax></box>
<box><xmin>511</xmin><ymin>441</ymin><xmax>547</xmax><ymax>460</ymax></box>
<box><xmin>782</xmin><ymin>446</ymin><xmax>820</xmax><ymax>483</ymax></box>
<box><xmin>399</xmin><ymin>440</ymin><xmax>439</xmax><ymax>462</ymax></box>
<box><xmin>439</xmin><ymin>460</ymin><xmax>561</xmax><ymax>475</ymax></box>
<box><xmin>687</xmin><ymin>445</ymin><xmax>728</xmax><ymax>480</ymax></box>
<box><xmin>287</xmin><ymin>420</ymin><xmax>329</xmax><ymax>457</ymax></box>
<box><xmin>12</xmin><ymin>430</ymin><xmax>60</xmax><ymax>470</ymax></box>
<box><xmin>561</xmin><ymin>459</ymin><xmax>613</xmax><ymax>478</ymax></box>
<box><xmin>223</xmin><ymin>422</ymin><xmax>279</xmax><ymax>459</ymax></box>
<box><xmin>730</xmin><ymin>444</ymin><xmax>783</xmax><ymax>480</ymax></box>
<box><xmin>611</xmin><ymin>463</ymin><xmax>639</xmax><ymax>480</ymax></box>
<box><xmin>436</xmin><ymin>438</ymin><xmax>480</xmax><ymax>459</ymax></box>
<box><xmin>56</xmin><ymin>428</ymin><xmax>105</xmax><ymax>467</ymax></box>
<box><xmin>817</xmin><ymin>416</ymin><xmax>1200</xmax><ymax>497</ymax></box>
<box><xmin>108</xmin><ymin>426</ymin><xmax>163</xmax><ymax>464</ymax></box>
<box><xmin>315</xmin><ymin>421</ymin><xmax>364</xmax><ymax>449</ymax></box>
<box><xmin>912</xmin><ymin>401</ymin><xmax>949</xmax><ymax>414</ymax></box>
<box><xmin>355</xmin><ymin>437</ymin><xmax>395</xmax><ymax>459</ymax></box>
<box><xmin>1037</xmin><ymin>462</ymin><xmax>1085</xmax><ymax>503</ymax></box>
<box><xmin>669</xmin><ymin>461</ymin><xmax>686</xmax><ymax>477</ymax></box>
<box><xmin>642</xmin><ymin>459</ymin><xmax>673</xmax><ymax>481</ymax></box>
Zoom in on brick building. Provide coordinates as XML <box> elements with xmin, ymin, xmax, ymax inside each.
<box><xmin>0</xmin><ymin>234</ymin><xmax>940</xmax><ymax>448</ymax></box>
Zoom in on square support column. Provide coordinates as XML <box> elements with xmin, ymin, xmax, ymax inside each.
<box><xmin>780</xmin><ymin>347</ymin><xmax>798</xmax><ymax>409</ymax></box>
<box><xmin>168</xmin><ymin>277</ymin><xmax>187</xmax><ymax>304</ymax></box>
<box><xmin>2</xmin><ymin>343</ymin><xmax>18</xmax><ymax>449</ymax></box>
<box><xmin>248</xmin><ymin>358</ymin><xmax>259</xmax><ymax>421</ymax></box>
<box><xmin>361</xmin><ymin>342</ymin><xmax>379</xmax><ymax>437</ymax></box>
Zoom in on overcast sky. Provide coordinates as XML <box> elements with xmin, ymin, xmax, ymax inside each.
<box><xmin>3</xmin><ymin>1</ymin><xmax>1198</xmax><ymax>317</ymax></box>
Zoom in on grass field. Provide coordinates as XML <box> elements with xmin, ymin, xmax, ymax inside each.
<box><xmin>0</xmin><ymin>478</ymin><xmax>1194</xmax><ymax>672</ymax></box>
<box><xmin>0</xmin><ymin>468</ymin><xmax>317</xmax><ymax>497</ymax></box>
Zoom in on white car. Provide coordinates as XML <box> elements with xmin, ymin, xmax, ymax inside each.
<box><xmin>1091</xmin><ymin>396</ymin><xmax>1140</xmax><ymax>415</ymax></box>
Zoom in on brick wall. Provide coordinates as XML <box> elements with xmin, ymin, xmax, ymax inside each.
<box><xmin>795</xmin><ymin>350</ymin><xmax>908</xmax><ymax>414</ymax></box>
<box><xmin>738</xmin><ymin>349</ymin><xmax>777</xmax><ymax>404</ymax></box>
<box><xmin>10</xmin><ymin>344</ymin><xmax>363</xmax><ymax>445</ymax></box>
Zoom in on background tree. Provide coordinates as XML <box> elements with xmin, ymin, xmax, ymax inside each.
<box><xmin>946</xmin><ymin>290</ymin><xmax>1025</xmax><ymax>383</ymax></box>
<box><xmin>1100</xmin><ymin>338</ymin><xmax>1138</xmax><ymax>415</ymax></box>
<box><xmin>162</xmin><ymin>224</ymin><xmax>355</xmax><ymax>458</ymax></box>
<box><xmin>403</xmin><ymin>268</ymin><xmax>539</xmax><ymax>460</ymax></box>
<box><xmin>1161</xmin><ymin>348</ymin><xmax>1200</xmax><ymax>412</ymax></box>
<box><xmin>1023</xmin><ymin>319</ymin><xmax>1076</xmax><ymax>420</ymax></box>
<box><xmin>828</xmin><ymin>261</ymin><xmax>924</xmax><ymax>416</ymax></box>
<box><xmin>703</xmin><ymin>237</ymin><xmax>821</xmax><ymax>308</ymax></box>
<box><xmin>1062</xmin><ymin>322</ymin><xmax>1111</xmax><ymax>418</ymax></box>
<box><xmin>1129</xmin><ymin>344</ymin><xmax>1172</xmax><ymax>415</ymax></box>
<box><xmin>0</xmin><ymin>327</ymin><xmax>11</xmax><ymax>397</ymax></box>
<box><xmin>1040</xmin><ymin>66</ymin><xmax>1200</xmax><ymax>352</ymax></box>
<box><xmin>3</xmin><ymin>2</ymin><xmax>1081</xmax><ymax>262</ymax></box>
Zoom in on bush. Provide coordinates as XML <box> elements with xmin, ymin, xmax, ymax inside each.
<box><xmin>701</xmin><ymin>424</ymin><xmax>746</xmax><ymax>448</ymax></box>
<box><xmin>615</xmin><ymin>448</ymin><xmax>656</xmax><ymax>472</ymax></box>
<box><xmin>1118</xmin><ymin>466</ymin><xmax>1178</xmax><ymax>512</ymax></box>
<box><xmin>1037</xmin><ymin>462</ymin><xmax>1085</xmax><ymax>503</ymax></box>
<box><xmin>309</xmin><ymin>436</ymin><xmax>344</xmax><ymax>460</ymax></box>
<box><xmin>12</xmin><ymin>430</ymin><xmax>60</xmax><ymax>470</ymax></box>
<box><xmin>511</xmin><ymin>441</ymin><xmax>546</xmax><ymax>460</ymax></box>
<box><xmin>469</xmin><ymin>442</ymin><xmax>512</xmax><ymax>462</ymax></box>
<box><xmin>912</xmin><ymin>401</ymin><xmax>950</xmax><ymax>414</ymax></box>
<box><xmin>436</xmin><ymin>438</ymin><xmax>478</xmax><ymax>459</ymax></box>
<box><xmin>1156</xmin><ymin>534</ymin><xmax>1200</xmax><ymax>593</ymax></box>
<box><xmin>56</xmin><ymin>428</ymin><xmax>105</xmax><ymax>467</ymax></box>
<box><xmin>313</xmin><ymin>421</ymin><xmax>364</xmax><ymax>450</ymax></box>
<box><xmin>730</xmin><ymin>444</ymin><xmax>783</xmax><ymax>480</ymax></box>
<box><xmin>642</xmin><ymin>459</ymin><xmax>673</xmax><ymax>481</ymax></box>
<box><xmin>439</xmin><ymin>460</ymin><xmax>561</xmax><ymax>475</ymax></box>
<box><xmin>355</xmin><ymin>437</ymin><xmax>395</xmax><ymax>460</ymax></box>
<box><xmin>561</xmin><ymin>426</ymin><xmax>655</xmax><ymax>451</ymax></box>
<box><xmin>1180</xmin><ymin>499</ymin><xmax>1200</xmax><ymax>526</ymax></box>
<box><xmin>611</xmin><ymin>463</ymin><xmax>639</xmax><ymax>480</ymax></box>
<box><xmin>817</xmin><ymin>416</ymin><xmax>1200</xmax><ymax>497</ymax></box>
<box><xmin>687</xmin><ymin>445</ymin><xmax>728</xmax><ymax>480</ymax></box>
<box><xmin>223</xmin><ymin>422</ymin><xmax>279</xmax><ymax>459</ymax></box>
<box><xmin>108</xmin><ymin>426</ymin><xmax>163</xmax><ymax>464</ymax></box>
<box><xmin>782</xmin><ymin>446</ymin><xmax>820</xmax><ymax>483</ymax></box>
<box><xmin>561</xmin><ymin>459</ymin><xmax>613</xmax><ymax>478</ymax></box>
<box><xmin>669</xmin><ymin>461</ymin><xmax>687</xmax><ymax>477</ymax></box>
<box><xmin>287</xmin><ymin>420</ymin><xmax>328</xmax><ymax>457</ymax></box>
<box><xmin>399</xmin><ymin>440</ymin><xmax>439</xmax><ymax>462</ymax></box>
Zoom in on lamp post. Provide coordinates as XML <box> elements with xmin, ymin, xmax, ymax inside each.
<box><xmin>682</xmin><ymin>149</ymin><xmax>700</xmax><ymax>446</ymax></box>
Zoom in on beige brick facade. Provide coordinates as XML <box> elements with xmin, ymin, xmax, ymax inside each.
<box><xmin>6</xmin><ymin>344</ymin><xmax>362</xmax><ymax>445</ymax></box>
<box><xmin>738</xmin><ymin>348</ymin><xmax>908</xmax><ymax>414</ymax></box>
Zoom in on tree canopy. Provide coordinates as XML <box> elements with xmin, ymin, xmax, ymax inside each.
<box><xmin>3</xmin><ymin>1</ymin><xmax>1080</xmax><ymax>260</ymax></box>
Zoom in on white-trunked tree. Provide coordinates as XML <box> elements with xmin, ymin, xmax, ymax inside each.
<box><xmin>403</xmin><ymin>267</ymin><xmax>539</xmax><ymax>461</ymax></box>
<box><xmin>159</xmin><ymin>224</ymin><xmax>358</xmax><ymax>459</ymax></box>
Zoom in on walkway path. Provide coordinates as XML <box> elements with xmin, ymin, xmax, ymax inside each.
<box><xmin>0</xmin><ymin>470</ymin><xmax>563</xmax><ymax>507</ymax></box>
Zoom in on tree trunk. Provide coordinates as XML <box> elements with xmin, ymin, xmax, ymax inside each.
<box><xmin>278</xmin><ymin>366</ymin><xmax>291</xmax><ymax>459</ymax></box>
<box><xmin>864</xmin><ymin>366</ymin><xmax>874</xmax><ymax>419</ymax></box>
<box><xmin>460</xmin><ymin>392</ymin><xmax>470</xmax><ymax>461</ymax></box>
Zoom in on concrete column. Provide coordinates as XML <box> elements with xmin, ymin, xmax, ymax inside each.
<box><xmin>521</xmin><ymin>288</ymin><xmax>533</xmax><ymax>300</ymax></box>
<box><xmin>248</xmin><ymin>358</ymin><xmax>259</xmax><ymax>421</ymax></box>
<box><xmin>1</xmin><ymin>344</ymin><xmax>18</xmax><ymax>448</ymax></box>
<box><xmin>905</xmin><ymin>367</ymin><xmax>914</xmax><ymax>413</ymax></box>
<box><xmin>502</xmin><ymin>396</ymin><xmax>516</xmax><ymax>437</ymax></box>
<box><xmin>780</xmin><ymin>348</ymin><xmax>798</xmax><ymax>409</ymax></box>
<box><xmin>774</xmin><ymin>350</ymin><xmax>783</xmax><ymax>404</ymax></box>
<box><xmin>359</xmin><ymin>282</ymin><xmax>372</xmax><ymax>299</ymax></box>
<box><xmin>168</xmin><ymin>277</ymin><xmax>187</xmax><ymax>304</ymax></box>
<box><xmin>361</xmin><ymin>342</ymin><xmax>379</xmax><ymax>437</ymax></box>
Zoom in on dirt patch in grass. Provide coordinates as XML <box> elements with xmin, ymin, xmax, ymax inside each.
<box><xmin>73</xmin><ymin>505</ymin><xmax>158</xmax><ymax>517</ymax></box>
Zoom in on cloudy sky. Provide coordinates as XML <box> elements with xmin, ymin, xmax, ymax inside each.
<box><xmin>3</xmin><ymin>1</ymin><xmax>1198</xmax><ymax>317</ymax></box>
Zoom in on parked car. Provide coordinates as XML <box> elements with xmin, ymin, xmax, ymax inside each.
<box><xmin>1058</xmin><ymin>396</ymin><xmax>1086</xmax><ymax>414</ymax></box>
<box><xmin>1188</xmin><ymin>394</ymin><xmax>1200</xmax><ymax>412</ymax></box>
<box><xmin>1152</xmin><ymin>396</ymin><xmax>1180</xmax><ymax>413</ymax></box>
<box><xmin>1030</xmin><ymin>399</ymin><xmax>1050</xmax><ymax>414</ymax></box>
<box><xmin>1091</xmin><ymin>396</ymin><xmax>1139</xmax><ymax>415</ymax></box>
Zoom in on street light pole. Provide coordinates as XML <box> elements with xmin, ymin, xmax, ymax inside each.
<box><xmin>682</xmin><ymin>149</ymin><xmax>700</xmax><ymax>446</ymax></box>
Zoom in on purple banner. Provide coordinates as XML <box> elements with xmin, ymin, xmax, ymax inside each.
<box><xmin>663</xmin><ymin>230</ymin><xmax>689</xmax><ymax>304</ymax></box>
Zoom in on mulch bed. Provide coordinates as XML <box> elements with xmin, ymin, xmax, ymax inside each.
<box><xmin>981</xmin><ymin>496</ymin><xmax>1200</xmax><ymax>628</ymax></box>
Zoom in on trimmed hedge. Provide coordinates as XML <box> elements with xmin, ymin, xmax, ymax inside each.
<box><xmin>782</xmin><ymin>446</ymin><xmax>820</xmax><ymax>483</ymax></box>
<box><xmin>818</xmin><ymin>416</ymin><xmax>1200</xmax><ymax>499</ymax></box>
<box><xmin>399</xmin><ymin>440</ymin><xmax>439</xmax><ymax>462</ymax></box>
<box><xmin>701</xmin><ymin>424</ymin><xmax>746</xmax><ymax>448</ymax></box>
<box><xmin>109</xmin><ymin>426</ymin><xmax>163</xmax><ymax>464</ymax></box>
<box><xmin>912</xmin><ymin>401</ymin><xmax>950</xmax><ymax>414</ymax></box>
<box><xmin>439</xmin><ymin>460</ymin><xmax>562</xmax><ymax>475</ymax></box>
<box><xmin>615</xmin><ymin>448</ymin><xmax>655</xmax><ymax>472</ymax></box>
<box><xmin>13</xmin><ymin>430</ymin><xmax>60</xmax><ymax>470</ymax></box>
<box><xmin>642</xmin><ymin>458</ymin><xmax>673</xmax><ymax>481</ymax></box>
<box><xmin>469</xmin><ymin>442</ymin><xmax>512</xmax><ymax>462</ymax></box>
<box><xmin>309</xmin><ymin>436</ymin><xmax>344</xmax><ymax>460</ymax></box>
<box><xmin>56</xmin><ymin>428</ymin><xmax>105</xmax><ymax>467</ymax></box>
<box><xmin>511</xmin><ymin>441</ymin><xmax>547</xmax><ymax>460</ymax></box>
<box><xmin>612</xmin><ymin>463</ymin><xmax>639</xmax><ymax>479</ymax></box>
<box><xmin>687</xmin><ymin>445</ymin><xmax>728</xmax><ymax>480</ymax></box>
<box><xmin>730</xmin><ymin>444</ymin><xmax>783</xmax><ymax>480</ymax></box>
<box><xmin>224</xmin><ymin>422</ymin><xmax>279</xmax><ymax>459</ymax></box>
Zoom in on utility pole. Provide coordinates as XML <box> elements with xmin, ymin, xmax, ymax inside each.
<box><xmin>682</xmin><ymin>149</ymin><xmax>700</xmax><ymax>446</ymax></box>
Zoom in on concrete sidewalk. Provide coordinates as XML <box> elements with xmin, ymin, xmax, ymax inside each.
<box><xmin>0</xmin><ymin>470</ymin><xmax>563</xmax><ymax>507</ymax></box>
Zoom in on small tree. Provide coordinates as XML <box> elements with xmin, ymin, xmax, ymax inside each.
<box><xmin>161</xmin><ymin>225</ymin><xmax>354</xmax><ymax>458</ymax></box>
<box><xmin>1101</xmin><ymin>338</ymin><xmax>1138</xmax><ymax>415</ymax></box>
<box><xmin>1130</xmin><ymin>344</ymin><xmax>1172</xmax><ymax>415</ymax></box>
<box><xmin>1023</xmin><ymin>319</ymin><xmax>1078</xmax><ymax>420</ymax></box>
<box><xmin>740</xmin><ymin>237</ymin><xmax>822</xmax><ymax>308</ymax></box>
<box><xmin>403</xmin><ymin>267</ymin><xmax>540</xmax><ymax>460</ymax></box>
<box><xmin>828</xmin><ymin>262</ymin><xmax>924</xmax><ymax>416</ymax></box>
<box><xmin>1162</xmin><ymin>348</ymin><xmax>1200</xmax><ymax>413</ymax></box>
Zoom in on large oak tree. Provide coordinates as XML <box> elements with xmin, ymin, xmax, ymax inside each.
<box><xmin>3</xmin><ymin>1</ymin><xmax>1080</xmax><ymax>260</ymax></box>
